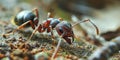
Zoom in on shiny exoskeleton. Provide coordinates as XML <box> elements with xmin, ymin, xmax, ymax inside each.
<box><xmin>14</xmin><ymin>11</ymin><xmax>36</xmax><ymax>26</ymax></box>
<box><xmin>12</xmin><ymin>9</ymin><xmax>39</xmax><ymax>29</ymax></box>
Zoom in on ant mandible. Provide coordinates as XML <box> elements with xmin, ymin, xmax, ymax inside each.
<box><xmin>5</xmin><ymin>8</ymin><xmax>99</xmax><ymax>45</ymax></box>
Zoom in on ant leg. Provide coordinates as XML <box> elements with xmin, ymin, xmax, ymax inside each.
<box><xmin>29</xmin><ymin>20</ymin><xmax>35</xmax><ymax>29</ymax></box>
<box><xmin>46</xmin><ymin>27</ymin><xmax>51</xmax><ymax>33</ymax></box>
<box><xmin>3</xmin><ymin>20</ymin><xmax>31</xmax><ymax>36</ymax></box>
<box><xmin>72</xmin><ymin>19</ymin><xmax>99</xmax><ymax>35</ymax></box>
<box><xmin>51</xmin><ymin>32</ymin><xmax>65</xmax><ymax>59</ymax></box>
<box><xmin>37</xmin><ymin>24</ymin><xmax>43</xmax><ymax>33</ymax></box>
<box><xmin>28</xmin><ymin>24</ymin><xmax>45</xmax><ymax>41</ymax></box>
<box><xmin>28</xmin><ymin>24</ymin><xmax>41</xmax><ymax>41</ymax></box>
<box><xmin>32</xmin><ymin>8</ymin><xmax>39</xmax><ymax>26</ymax></box>
<box><xmin>51</xmin><ymin>28</ymin><xmax>54</xmax><ymax>39</ymax></box>
<box><xmin>32</xmin><ymin>8</ymin><xmax>39</xmax><ymax>19</ymax></box>
<box><xmin>45</xmin><ymin>26</ymin><xmax>55</xmax><ymax>39</ymax></box>
<box><xmin>27</xmin><ymin>8</ymin><xmax>39</xmax><ymax>40</ymax></box>
<box><xmin>34</xmin><ymin>17</ymin><xmax>39</xmax><ymax>26</ymax></box>
<box><xmin>49</xmin><ymin>26</ymin><xmax>55</xmax><ymax>39</ymax></box>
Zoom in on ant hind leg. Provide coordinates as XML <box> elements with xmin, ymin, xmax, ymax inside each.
<box><xmin>29</xmin><ymin>20</ymin><xmax>35</xmax><ymax>29</ymax></box>
<box><xmin>3</xmin><ymin>20</ymin><xmax>31</xmax><ymax>36</ymax></box>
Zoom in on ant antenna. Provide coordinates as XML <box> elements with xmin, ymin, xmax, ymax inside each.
<box><xmin>72</xmin><ymin>19</ymin><xmax>99</xmax><ymax>35</ymax></box>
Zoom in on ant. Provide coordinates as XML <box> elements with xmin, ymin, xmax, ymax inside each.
<box><xmin>4</xmin><ymin>8</ymin><xmax>99</xmax><ymax>59</ymax></box>
<box><xmin>4</xmin><ymin>8</ymin><xmax>99</xmax><ymax>44</ymax></box>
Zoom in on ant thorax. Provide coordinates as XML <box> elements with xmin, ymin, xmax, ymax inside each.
<box><xmin>45</xmin><ymin>18</ymin><xmax>60</xmax><ymax>28</ymax></box>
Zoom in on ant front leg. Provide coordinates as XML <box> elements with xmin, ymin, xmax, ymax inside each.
<box><xmin>51</xmin><ymin>32</ymin><xmax>65</xmax><ymax>59</ymax></box>
<box><xmin>28</xmin><ymin>24</ymin><xmax>42</xmax><ymax>41</ymax></box>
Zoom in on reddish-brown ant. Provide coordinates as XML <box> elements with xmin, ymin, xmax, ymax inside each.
<box><xmin>3</xmin><ymin>8</ymin><xmax>99</xmax><ymax>59</ymax></box>
<box><xmin>4</xmin><ymin>8</ymin><xmax>99</xmax><ymax>44</ymax></box>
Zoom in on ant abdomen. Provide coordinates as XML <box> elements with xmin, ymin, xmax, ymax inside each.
<box><xmin>14</xmin><ymin>11</ymin><xmax>36</xmax><ymax>26</ymax></box>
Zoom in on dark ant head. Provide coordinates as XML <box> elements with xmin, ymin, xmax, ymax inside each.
<box><xmin>56</xmin><ymin>21</ymin><xmax>74</xmax><ymax>44</ymax></box>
